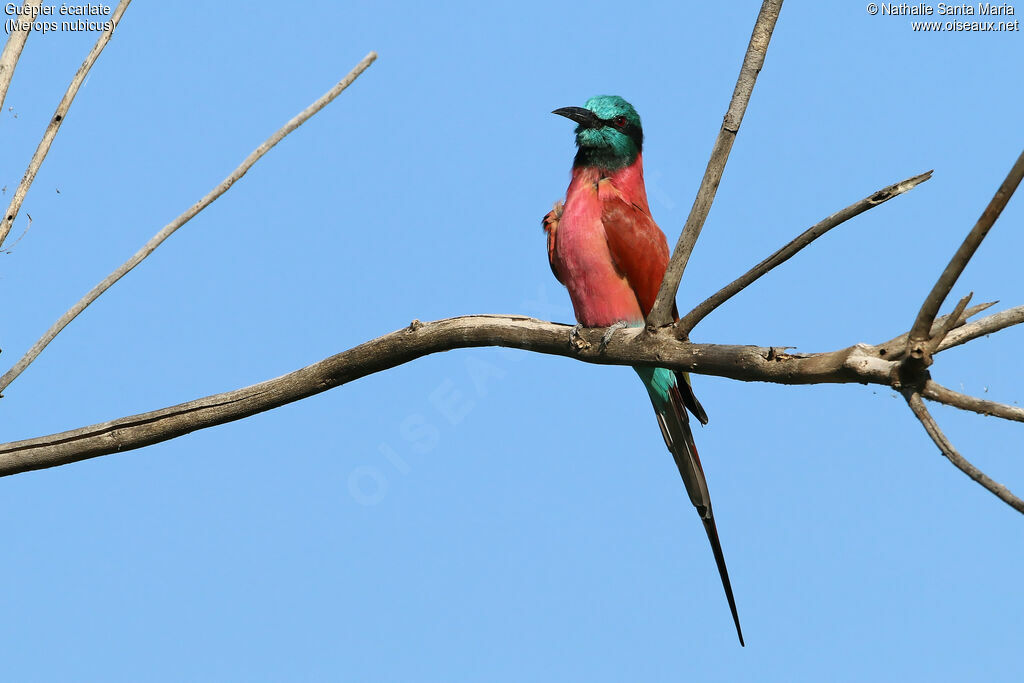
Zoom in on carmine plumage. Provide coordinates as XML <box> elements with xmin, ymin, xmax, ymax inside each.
<box><xmin>545</xmin><ymin>95</ymin><xmax>742</xmax><ymax>645</ymax></box>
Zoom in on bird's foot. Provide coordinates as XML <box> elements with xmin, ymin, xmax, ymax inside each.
<box><xmin>599</xmin><ymin>320</ymin><xmax>629</xmax><ymax>353</ymax></box>
<box><xmin>569</xmin><ymin>324</ymin><xmax>591</xmax><ymax>351</ymax></box>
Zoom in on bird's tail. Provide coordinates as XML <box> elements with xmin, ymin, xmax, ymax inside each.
<box><xmin>637</xmin><ymin>367</ymin><xmax>745</xmax><ymax>647</ymax></box>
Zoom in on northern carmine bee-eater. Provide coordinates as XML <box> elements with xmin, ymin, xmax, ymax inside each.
<box><xmin>543</xmin><ymin>95</ymin><xmax>744</xmax><ymax>645</ymax></box>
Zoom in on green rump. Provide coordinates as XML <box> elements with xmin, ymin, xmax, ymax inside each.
<box><xmin>623</xmin><ymin>321</ymin><xmax>674</xmax><ymax>409</ymax></box>
<box><xmin>635</xmin><ymin>366</ymin><xmax>676</xmax><ymax>410</ymax></box>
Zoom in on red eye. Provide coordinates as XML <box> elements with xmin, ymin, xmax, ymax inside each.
<box><xmin>612</xmin><ymin>116</ymin><xmax>628</xmax><ymax>129</ymax></box>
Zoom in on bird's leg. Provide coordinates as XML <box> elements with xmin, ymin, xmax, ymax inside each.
<box><xmin>599</xmin><ymin>320</ymin><xmax>629</xmax><ymax>353</ymax></box>
<box><xmin>568</xmin><ymin>323</ymin><xmax>591</xmax><ymax>351</ymax></box>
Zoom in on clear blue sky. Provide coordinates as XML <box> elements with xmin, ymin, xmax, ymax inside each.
<box><xmin>1</xmin><ymin>2</ymin><xmax>1022</xmax><ymax>681</ymax></box>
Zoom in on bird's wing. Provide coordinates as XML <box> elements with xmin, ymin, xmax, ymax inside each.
<box><xmin>542</xmin><ymin>201</ymin><xmax>564</xmax><ymax>284</ymax></box>
<box><xmin>601</xmin><ymin>194</ymin><xmax>670</xmax><ymax>317</ymax></box>
<box><xmin>603</xmin><ymin>193</ymin><xmax>709</xmax><ymax>425</ymax></box>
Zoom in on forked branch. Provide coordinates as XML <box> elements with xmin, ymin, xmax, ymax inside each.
<box><xmin>678</xmin><ymin>171</ymin><xmax>933</xmax><ymax>336</ymax></box>
<box><xmin>908</xmin><ymin>149</ymin><xmax>1024</xmax><ymax>346</ymax></box>
<box><xmin>940</xmin><ymin>305</ymin><xmax>1024</xmax><ymax>352</ymax></box>
<box><xmin>893</xmin><ymin>148</ymin><xmax>1024</xmax><ymax>514</ymax></box>
<box><xmin>647</xmin><ymin>0</ymin><xmax>784</xmax><ymax>327</ymax></box>
<box><xmin>874</xmin><ymin>301</ymin><xmax>995</xmax><ymax>360</ymax></box>
<box><xmin>904</xmin><ymin>391</ymin><xmax>1024</xmax><ymax>514</ymax></box>
<box><xmin>0</xmin><ymin>51</ymin><xmax>378</xmax><ymax>395</ymax></box>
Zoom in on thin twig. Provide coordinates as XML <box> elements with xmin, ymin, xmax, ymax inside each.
<box><xmin>925</xmin><ymin>292</ymin><xmax>972</xmax><ymax>354</ymax></box>
<box><xmin>0</xmin><ymin>0</ymin><xmax>41</xmax><ymax>112</ymax></box>
<box><xmin>904</xmin><ymin>390</ymin><xmax>1024</xmax><ymax>514</ymax></box>
<box><xmin>0</xmin><ymin>0</ymin><xmax>132</xmax><ymax>248</ymax></box>
<box><xmin>922</xmin><ymin>381</ymin><xmax>1024</xmax><ymax>423</ymax></box>
<box><xmin>678</xmin><ymin>171</ymin><xmax>932</xmax><ymax>335</ymax></box>
<box><xmin>0</xmin><ymin>51</ymin><xmax>378</xmax><ymax>395</ymax></box>
<box><xmin>938</xmin><ymin>305</ymin><xmax>1024</xmax><ymax>353</ymax></box>
<box><xmin>908</xmin><ymin>149</ymin><xmax>1024</xmax><ymax>343</ymax></box>
<box><xmin>0</xmin><ymin>212</ymin><xmax>32</xmax><ymax>254</ymax></box>
<box><xmin>648</xmin><ymin>0</ymin><xmax>784</xmax><ymax>327</ymax></box>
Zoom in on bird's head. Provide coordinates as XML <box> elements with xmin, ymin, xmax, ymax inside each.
<box><xmin>553</xmin><ymin>95</ymin><xmax>643</xmax><ymax>170</ymax></box>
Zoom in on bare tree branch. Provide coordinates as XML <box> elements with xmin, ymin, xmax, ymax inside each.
<box><xmin>922</xmin><ymin>381</ymin><xmax>1024</xmax><ymax>423</ymax></box>
<box><xmin>0</xmin><ymin>0</ymin><xmax>1016</xmax><ymax>531</ymax></box>
<box><xmin>0</xmin><ymin>313</ymin><xmax>954</xmax><ymax>478</ymax></box>
<box><xmin>927</xmin><ymin>292</ymin><xmax>973</xmax><ymax>353</ymax></box>
<box><xmin>904</xmin><ymin>390</ymin><xmax>1024</xmax><ymax>514</ymax></box>
<box><xmin>677</xmin><ymin>171</ymin><xmax>932</xmax><ymax>335</ymax></box>
<box><xmin>875</xmin><ymin>156</ymin><xmax>1024</xmax><ymax>515</ymax></box>
<box><xmin>0</xmin><ymin>0</ymin><xmax>131</xmax><ymax>248</ymax></box>
<box><xmin>0</xmin><ymin>50</ymin><xmax>377</xmax><ymax>396</ymax></box>
<box><xmin>0</xmin><ymin>308</ymin><xmax>1017</xmax><ymax>485</ymax></box>
<box><xmin>0</xmin><ymin>0</ymin><xmax>41</xmax><ymax>112</ymax></box>
<box><xmin>874</xmin><ymin>300</ymin><xmax>996</xmax><ymax>360</ymax></box>
<box><xmin>648</xmin><ymin>0</ymin><xmax>784</xmax><ymax>327</ymax></box>
<box><xmin>938</xmin><ymin>305</ymin><xmax>1024</xmax><ymax>353</ymax></box>
<box><xmin>908</xmin><ymin>149</ymin><xmax>1024</xmax><ymax>345</ymax></box>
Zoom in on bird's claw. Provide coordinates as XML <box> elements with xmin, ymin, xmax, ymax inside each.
<box><xmin>569</xmin><ymin>324</ymin><xmax>590</xmax><ymax>351</ymax></box>
<box><xmin>599</xmin><ymin>320</ymin><xmax>629</xmax><ymax>353</ymax></box>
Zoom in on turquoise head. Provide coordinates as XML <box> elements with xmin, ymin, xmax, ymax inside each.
<box><xmin>553</xmin><ymin>95</ymin><xmax>643</xmax><ymax>170</ymax></box>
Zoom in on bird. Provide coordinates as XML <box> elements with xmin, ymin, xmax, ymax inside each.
<box><xmin>543</xmin><ymin>95</ymin><xmax>744</xmax><ymax>646</ymax></box>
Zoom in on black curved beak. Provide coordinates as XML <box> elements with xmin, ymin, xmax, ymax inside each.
<box><xmin>552</xmin><ymin>106</ymin><xmax>601</xmax><ymax>129</ymax></box>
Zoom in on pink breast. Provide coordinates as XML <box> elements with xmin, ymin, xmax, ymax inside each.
<box><xmin>555</xmin><ymin>171</ymin><xmax>644</xmax><ymax>327</ymax></box>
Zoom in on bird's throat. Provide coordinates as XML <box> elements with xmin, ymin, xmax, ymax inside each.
<box><xmin>573</xmin><ymin>144</ymin><xmax>639</xmax><ymax>171</ymax></box>
<box><xmin>567</xmin><ymin>154</ymin><xmax>649</xmax><ymax>213</ymax></box>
